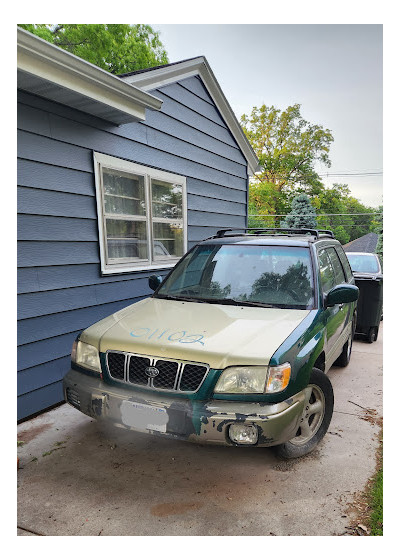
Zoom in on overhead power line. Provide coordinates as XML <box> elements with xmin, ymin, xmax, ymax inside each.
<box><xmin>320</xmin><ymin>172</ymin><xmax>382</xmax><ymax>177</ymax></box>
<box><xmin>249</xmin><ymin>212</ymin><xmax>382</xmax><ymax>217</ymax></box>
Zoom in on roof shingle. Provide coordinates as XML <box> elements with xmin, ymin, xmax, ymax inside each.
<box><xmin>343</xmin><ymin>232</ymin><xmax>379</xmax><ymax>253</ymax></box>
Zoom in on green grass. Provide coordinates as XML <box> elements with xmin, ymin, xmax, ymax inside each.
<box><xmin>367</xmin><ymin>434</ymin><xmax>383</xmax><ymax>535</ymax></box>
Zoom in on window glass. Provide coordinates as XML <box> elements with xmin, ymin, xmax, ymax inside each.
<box><xmin>326</xmin><ymin>247</ymin><xmax>346</xmax><ymax>284</ymax></box>
<box><xmin>95</xmin><ymin>154</ymin><xmax>187</xmax><ymax>272</ymax></box>
<box><xmin>106</xmin><ymin>219</ymin><xmax>148</xmax><ymax>260</ymax></box>
<box><xmin>102</xmin><ymin>168</ymin><xmax>147</xmax><ymax>263</ymax></box>
<box><xmin>151</xmin><ymin>179</ymin><xmax>184</xmax><ymax>261</ymax></box>
<box><xmin>318</xmin><ymin>249</ymin><xmax>336</xmax><ymax>293</ymax></box>
<box><xmin>152</xmin><ymin>221</ymin><xmax>184</xmax><ymax>259</ymax></box>
<box><xmin>335</xmin><ymin>245</ymin><xmax>353</xmax><ymax>281</ymax></box>
<box><xmin>346</xmin><ymin>253</ymin><xmax>380</xmax><ymax>274</ymax></box>
<box><xmin>159</xmin><ymin>245</ymin><xmax>315</xmax><ymax>309</ymax></box>
<box><xmin>103</xmin><ymin>169</ymin><xmax>146</xmax><ymax>216</ymax></box>
<box><xmin>151</xmin><ymin>180</ymin><xmax>182</xmax><ymax>219</ymax></box>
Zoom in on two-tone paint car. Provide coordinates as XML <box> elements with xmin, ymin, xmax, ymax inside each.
<box><xmin>63</xmin><ymin>228</ymin><xmax>358</xmax><ymax>458</ymax></box>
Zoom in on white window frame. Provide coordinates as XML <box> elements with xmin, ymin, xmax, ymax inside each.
<box><xmin>93</xmin><ymin>152</ymin><xmax>187</xmax><ymax>275</ymax></box>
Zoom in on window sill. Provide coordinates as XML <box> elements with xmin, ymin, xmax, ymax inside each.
<box><xmin>101</xmin><ymin>262</ymin><xmax>177</xmax><ymax>276</ymax></box>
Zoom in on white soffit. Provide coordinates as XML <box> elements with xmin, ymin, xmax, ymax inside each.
<box><xmin>17</xmin><ymin>27</ymin><xmax>163</xmax><ymax>125</ymax></box>
<box><xmin>121</xmin><ymin>57</ymin><xmax>259</xmax><ymax>175</ymax></box>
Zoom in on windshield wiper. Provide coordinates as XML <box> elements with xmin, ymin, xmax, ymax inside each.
<box><xmin>153</xmin><ymin>293</ymin><xmax>207</xmax><ymax>303</ymax></box>
<box><xmin>155</xmin><ymin>293</ymin><xmax>287</xmax><ymax>308</ymax></box>
<box><xmin>198</xmin><ymin>297</ymin><xmax>279</xmax><ymax>308</ymax></box>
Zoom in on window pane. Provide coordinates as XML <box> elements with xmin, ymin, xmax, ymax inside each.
<box><xmin>336</xmin><ymin>246</ymin><xmax>353</xmax><ymax>281</ymax></box>
<box><xmin>106</xmin><ymin>219</ymin><xmax>148</xmax><ymax>260</ymax></box>
<box><xmin>103</xmin><ymin>168</ymin><xmax>146</xmax><ymax>216</ymax></box>
<box><xmin>326</xmin><ymin>248</ymin><xmax>346</xmax><ymax>284</ymax></box>
<box><xmin>151</xmin><ymin>180</ymin><xmax>182</xmax><ymax>219</ymax></box>
<box><xmin>158</xmin><ymin>245</ymin><xmax>314</xmax><ymax>309</ymax></box>
<box><xmin>346</xmin><ymin>253</ymin><xmax>380</xmax><ymax>274</ymax></box>
<box><xmin>152</xmin><ymin>222</ymin><xmax>184</xmax><ymax>259</ymax></box>
<box><xmin>318</xmin><ymin>249</ymin><xmax>336</xmax><ymax>292</ymax></box>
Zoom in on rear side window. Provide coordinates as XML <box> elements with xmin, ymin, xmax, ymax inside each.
<box><xmin>335</xmin><ymin>245</ymin><xmax>353</xmax><ymax>281</ymax></box>
<box><xmin>318</xmin><ymin>249</ymin><xmax>336</xmax><ymax>293</ymax></box>
<box><xmin>326</xmin><ymin>247</ymin><xmax>346</xmax><ymax>284</ymax></box>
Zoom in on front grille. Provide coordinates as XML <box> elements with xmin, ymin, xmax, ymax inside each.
<box><xmin>152</xmin><ymin>360</ymin><xmax>179</xmax><ymax>390</ymax></box>
<box><xmin>107</xmin><ymin>352</ymin><xmax>125</xmax><ymax>380</ymax></box>
<box><xmin>128</xmin><ymin>356</ymin><xmax>151</xmax><ymax>385</ymax></box>
<box><xmin>179</xmin><ymin>364</ymin><xmax>208</xmax><ymax>391</ymax></box>
<box><xmin>106</xmin><ymin>351</ymin><xmax>208</xmax><ymax>393</ymax></box>
<box><xmin>66</xmin><ymin>388</ymin><xmax>81</xmax><ymax>409</ymax></box>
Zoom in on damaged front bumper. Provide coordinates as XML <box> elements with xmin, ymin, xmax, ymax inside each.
<box><xmin>63</xmin><ymin>368</ymin><xmax>308</xmax><ymax>447</ymax></box>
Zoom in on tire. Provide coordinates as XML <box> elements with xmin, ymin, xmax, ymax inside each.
<box><xmin>367</xmin><ymin>326</ymin><xmax>378</xmax><ymax>343</ymax></box>
<box><xmin>274</xmin><ymin>368</ymin><xmax>334</xmax><ymax>459</ymax></box>
<box><xmin>334</xmin><ymin>319</ymin><xmax>355</xmax><ymax>367</ymax></box>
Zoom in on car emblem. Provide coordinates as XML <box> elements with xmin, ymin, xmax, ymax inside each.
<box><xmin>145</xmin><ymin>366</ymin><xmax>160</xmax><ymax>378</ymax></box>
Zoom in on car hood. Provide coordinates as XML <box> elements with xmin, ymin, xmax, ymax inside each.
<box><xmin>80</xmin><ymin>297</ymin><xmax>311</xmax><ymax>370</ymax></box>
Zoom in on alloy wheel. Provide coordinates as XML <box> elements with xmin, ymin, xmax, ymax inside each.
<box><xmin>289</xmin><ymin>384</ymin><xmax>326</xmax><ymax>445</ymax></box>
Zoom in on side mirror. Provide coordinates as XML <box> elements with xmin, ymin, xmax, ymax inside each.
<box><xmin>148</xmin><ymin>275</ymin><xmax>162</xmax><ymax>291</ymax></box>
<box><xmin>325</xmin><ymin>284</ymin><xmax>359</xmax><ymax>307</ymax></box>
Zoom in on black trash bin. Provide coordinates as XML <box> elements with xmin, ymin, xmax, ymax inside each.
<box><xmin>353</xmin><ymin>273</ymin><xmax>383</xmax><ymax>343</ymax></box>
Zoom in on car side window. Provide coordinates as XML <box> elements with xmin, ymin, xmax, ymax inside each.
<box><xmin>335</xmin><ymin>245</ymin><xmax>353</xmax><ymax>282</ymax></box>
<box><xmin>326</xmin><ymin>247</ymin><xmax>346</xmax><ymax>285</ymax></box>
<box><xmin>318</xmin><ymin>249</ymin><xmax>336</xmax><ymax>293</ymax></box>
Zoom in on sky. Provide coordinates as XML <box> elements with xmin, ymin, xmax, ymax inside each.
<box><xmin>152</xmin><ymin>24</ymin><xmax>383</xmax><ymax>208</ymax></box>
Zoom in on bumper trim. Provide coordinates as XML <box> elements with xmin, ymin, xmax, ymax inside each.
<box><xmin>63</xmin><ymin>368</ymin><xmax>307</xmax><ymax>447</ymax></box>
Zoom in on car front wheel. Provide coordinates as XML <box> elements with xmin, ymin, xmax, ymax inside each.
<box><xmin>274</xmin><ymin>368</ymin><xmax>334</xmax><ymax>459</ymax></box>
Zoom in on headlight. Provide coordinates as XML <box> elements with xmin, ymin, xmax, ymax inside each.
<box><xmin>214</xmin><ymin>366</ymin><xmax>268</xmax><ymax>394</ymax></box>
<box><xmin>71</xmin><ymin>339</ymin><xmax>101</xmax><ymax>373</ymax></box>
<box><xmin>214</xmin><ymin>363</ymin><xmax>291</xmax><ymax>394</ymax></box>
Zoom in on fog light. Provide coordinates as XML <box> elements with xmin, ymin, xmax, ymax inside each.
<box><xmin>228</xmin><ymin>423</ymin><xmax>258</xmax><ymax>445</ymax></box>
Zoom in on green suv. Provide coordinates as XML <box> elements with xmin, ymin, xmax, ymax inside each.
<box><xmin>63</xmin><ymin>228</ymin><xmax>358</xmax><ymax>458</ymax></box>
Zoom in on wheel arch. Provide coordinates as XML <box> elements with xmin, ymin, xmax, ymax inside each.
<box><xmin>313</xmin><ymin>351</ymin><xmax>326</xmax><ymax>373</ymax></box>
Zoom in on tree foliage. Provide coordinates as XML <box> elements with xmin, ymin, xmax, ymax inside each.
<box><xmin>248</xmin><ymin>182</ymin><xmax>378</xmax><ymax>244</ymax></box>
<box><xmin>18</xmin><ymin>24</ymin><xmax>169</xmax><ymax>74</ymax></box>
<box><xmin>241</xmin><ymin>104</ymin><xmax>334</xmax><ymax>191</ymax></box>
<box><xmin>280</xmin><ymin>194</ymin><xmax>317</xmax><ymax>229</ymax></box>
<box><xmin>242</xmin><ymin>103</ymin><xmax>379</xmax><ymax>244</ymax></box>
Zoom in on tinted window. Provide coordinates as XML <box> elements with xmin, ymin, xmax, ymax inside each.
<box><xmin>326</xmin><ymin>247</ymin><xmax>346</xmax><ymax>284</ymax></box>
<box><xmin>318</xmin><ymin>249</ymin><xmax>336</xmax><ymax>293</ymax></box>
<box><xmin>335</xmin><ymin>245</ymin><xmax>353</xmax><ymax>281</ymax></box>
<box><xmin>158</xmin><ymin>244</ymin><xmax>315</xmax><ymax>309</ymax></box>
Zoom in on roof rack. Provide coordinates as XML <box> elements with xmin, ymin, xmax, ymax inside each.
<box><xmin>213</xmin><ymin>228</ymin><xmax>335</xmax><ymax>240</ymax></box>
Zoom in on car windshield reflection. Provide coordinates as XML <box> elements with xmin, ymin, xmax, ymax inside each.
<box><xmin>156</xmin><ymin>244</ymin><xmax>315</xmax><ymax>309</ymax></box>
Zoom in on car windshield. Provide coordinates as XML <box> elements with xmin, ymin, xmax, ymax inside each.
<box><xmin>346</xmin><ymin>253</ymin><xmax>380</xmax><ymax>274</ymax></box>
<box><xmin>156</xmin><ymin>244</ymin><xmax>315</xmax><ymax>309</ymax></box>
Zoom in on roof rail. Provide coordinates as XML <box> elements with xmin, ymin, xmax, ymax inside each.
<box><xmin>212</xmin><ymin>228</ymin><xmax>335</xmax><ymax>240</ymax></box>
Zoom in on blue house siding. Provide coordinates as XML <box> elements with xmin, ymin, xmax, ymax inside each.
<box><xmin>17</xmin><ymin>75</ymin><xmax>249</xmax><ymax>420</ymax></box>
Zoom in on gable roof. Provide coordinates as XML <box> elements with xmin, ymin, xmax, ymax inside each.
<box><xmin>120</xmin><ymin>56</ymin><xmax>259</xmax><ymax>175</ymax></box>
<box><xmin>343</xmin><ymin>232</ymin><xmax>379</xmax><ymax>253</ymax></box>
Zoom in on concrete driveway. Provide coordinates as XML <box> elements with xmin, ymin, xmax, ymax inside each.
<box><xmin>17</xmin><ymin>326</ymin><xmax>383</xmax><ymax>536</ymax></box>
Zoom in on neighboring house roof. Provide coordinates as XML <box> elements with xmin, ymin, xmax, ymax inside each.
<box><xmin>343</xmin><ymin>232</ymin><xmax>379</xmax><ymax>253</ymax></box>
<box><xmin>17</xmin><ymin>27</ymin><xmax>163</xmax><ymax>124</ymax></box>
<box><xmin>120</xmin><ymin>56</ymin><xmax>260</xmax><ymax>175</ymax></box>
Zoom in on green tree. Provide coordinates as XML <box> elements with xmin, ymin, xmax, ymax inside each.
<box><xmin>332</xmin><ymin>225</ymin><xmax>350</xmax><ymax>245</ymax></box>
<box><xmin>280</xmin><ymin>194</ymin><xmax>317</xmax><ymax>229</ymax></box>
<box><xmin>18</xmin><ymin>24</ymin><xmax>169</xmax><ymax>74</ymax></box>
<box><xmin>310</xmin><ymin>183</ymin><xmax>376</xmax><ymax>243</ymax></box>
<box><xmin>242</xmin><ymin>103</ymin><xmax>333</xmax><ymax>227</ymax></box>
